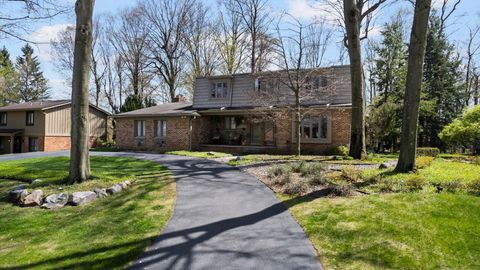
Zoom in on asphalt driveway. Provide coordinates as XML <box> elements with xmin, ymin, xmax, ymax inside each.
<box><xmin>0</xmin><ymin>151</ymin><xmax>321</xmax><ymax>270</ymax></box>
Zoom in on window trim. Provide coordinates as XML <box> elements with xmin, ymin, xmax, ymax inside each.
<box><xmin>154</xmin><ymin>119</ymin><xmax>167</xmax><ymax>138</ymax></box>
<box><xmin>0</xmin><ymin>112</ymin><xmax>6</xmax><ymax>126</ymax></box>
<box><xmin>134</xmin><ymin>120</ymin><xmax>145</xmax><ymax>138</ymax></box>
<box><xmin>292</xmin><ymin>113</ymin><xmax>332</xmax><ymax>144</ymax></box>
<box><xmin>26</xmin><ymin>111</ymin><xmax>34</xmax><ymax>126</ymax></box>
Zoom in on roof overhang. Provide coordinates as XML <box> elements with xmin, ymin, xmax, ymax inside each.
<box><xmin>114</xmin><ymin>111</ymin><xmax>200</xmax><ymax>118</ymax></box>
<box><xmin>0</xmin><ymin>129</ymin><xmax>23</xmax><ymax>136</ymax></box>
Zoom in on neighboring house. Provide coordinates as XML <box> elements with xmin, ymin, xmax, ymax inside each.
<box><xmin>115</xmin><ymin>65</ymin><xmax>352</xmax><ymax>154</ymax></box>
<box><xmin>0</xmin><ymin>100</ymin><xmax>110</xmax><ymax>154</ymax></box>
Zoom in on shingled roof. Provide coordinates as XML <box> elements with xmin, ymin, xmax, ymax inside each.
<box><xmin>114</xmin><ymin>102</ymin><xmax>199</xmax><ymax>118</ymax></box>
<box><xmin>0</xmin><ymin>100</ymin><xmax>110</xmax><ymax>115</ymax></box>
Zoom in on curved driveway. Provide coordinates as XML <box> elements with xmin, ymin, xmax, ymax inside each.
<box><xmin>0</xmin><ymin>151</ymin><xmax>321</xmax><ymax>270</ymax></box>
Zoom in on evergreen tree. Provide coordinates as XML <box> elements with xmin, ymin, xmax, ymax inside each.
<box><xmin>119</xmin><ymin>94</ymin><xmax>156</xmax><ymax>112</ymax></box>
<box><xmin>0</xmin><ymin>47</ymin><xmax>19</xmax><ymax>105</ymax></box>
<box><xmin>15</xmin><ymin>44</ymin><xmax>50</xmax><ymax>102</ymax></box>
<box><xmin>419</xmin><ymin>14</ymin><xmax>464</xmax><ymax>148</ymax></box>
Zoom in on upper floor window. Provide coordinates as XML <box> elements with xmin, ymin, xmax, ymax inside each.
<box><xmin>134</xmin><ymin>120</ymin><xmax>145</xmax><ymax>138</ymax></box>
<box><xmin>154</xmin><ymin>120</ymin><xmax>167</xmax><ymax>138</ymax></box>
<box><xmin>255</xmin><ymin>78</ymin><xmax>278</xmax><ymax>92</ymax></box>
<box><xmin>0</xmin><ymin>112</ymin><xmax>6</xmax><ymax>126</ymax></box>
<box><xmin>211</xmin><ymin>82</ymin><xmax>228</xmax><ymax>98</ymax></box>
<box><xmin>301</xmin><ymin>116</ymin><xmax>329</xmax><ymax>140</ymax></box>
<box><xmin>26</xmin><ymin>111</ymin><xmax>34</xmax><ymax>126</ymax></box>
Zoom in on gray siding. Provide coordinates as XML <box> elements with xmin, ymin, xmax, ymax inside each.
<box><xmin>192</xmin><ymin>65</ymin><xmax>351</xmax><ymax>109</ymax></box>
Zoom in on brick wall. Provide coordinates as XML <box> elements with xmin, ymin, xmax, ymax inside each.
<box><xmin>115</xmin><ymin>117</ymin><xmax>191</xmax><ymax>152</ymax></box>
<box><xmin>43</xmin><ymin>136</ymin><xmax>96</xmax><ymax>152</ymax></box>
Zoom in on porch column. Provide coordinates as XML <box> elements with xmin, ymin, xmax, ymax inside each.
<box><xmin>9</xmin><ymin>135</ymin><xmax>14</xmax><ymax>154</ymax></box>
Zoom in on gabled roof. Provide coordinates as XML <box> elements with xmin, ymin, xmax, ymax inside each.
<box><xmin>114</xmin><ymin>102</ymin><xmax>199</xmax><ymax>118</ymax></box>
<box><xmin>0</xmin><ymin>100</ymin><xmax>111</xmax><ymax>115</ymax></box>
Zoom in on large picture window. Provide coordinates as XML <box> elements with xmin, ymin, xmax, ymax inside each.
<box><xmin>154</xmin><ymin>120</ymin><xmax>167</xmax><ymax>138</ymax></box>
<box><xmin>300</xmin><ymin>115</ymin><xmax>329</xmax><ymax>142</ymax></box>
<box><xmin>134</xmin><ymin>120</ymin><xmax>145</xmax><ymax>137</ymax></box>
<box><xmin>211</xmin><ymin>82</ymin><xmax>228</xmax><ymax>98</ymax></box>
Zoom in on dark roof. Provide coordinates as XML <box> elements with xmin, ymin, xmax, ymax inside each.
<box><xmin>0</xmin><ymin>100</ymin><xmax>111</xmax><ymax>115</ymax></box>
<box><xmin>114</xmin><ymin>102</ymin><xmax>199</xmax><ymax>118</ymax></box>
<box><xmin>0</xmin><ymin>129</ymin><xmax>23</xmax><ymax>135</ymax></box>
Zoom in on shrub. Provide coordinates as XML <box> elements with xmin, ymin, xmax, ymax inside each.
<box><xmin>415</xmin><ymin>156</ymin><xmax>434</xmax><ymax>169</ymax></box>
<box><xmin>443</xmin><ymin>180</ymin><xmax>464</xmax><ymax>192</ymax></box>
<box><xmin>309</xmin><ymin>171</ymin><xmax>326</xmax><ymax>186</ymax></box>
<box><xmin>404</xmin><ymin>175</ymin><xmax>426</xmax><ymax>191</ymax></box>
<box><xmin>416</xmin><ymin>147</ymin><xmax>440</xmax><ymax>157</ymax></box>
<box><xmin>268</xmin><ymin>165</ymin><xmax>288</xmax><ymax>178</ymax></box>
<box><xmin>473</xmin><ymin>156</ymin><xmax>480</xmax><ymax>165</ymax></box>
<box><xmin>300</xmin><ymin>162</ymin><xmax>325</xmax><ymax>177</ymax></box>
<box><xmin>328</xmin><ymin>145</ymin><xmax>349</xmax><ymax>156</ymax></box>
<box><xmin>466</xmin><ymin>180</ymin><xmax>480</xmax><ymax>194</ymax></box>
<box><xmin>283</xmin><ymin>179</ymin><xmax>309</xmax><ymax>195</ymax></box>
<box><xmin>378</xmin><ymin>178</ymin><xmax>398</xmax><ymax>193</ymax></box>
<box><xmin>289</xmin><ymin>162</ymin><xmax>305</xmax><ymax>174</ymax></box>
<box><xmin>271</xmin><ymin>171</ymin><xmax>292</xmax><ymax>186</ymax></box>
<box><xmin>329</xmin><ymin>184</ymin><xmax>354</xmax><ymax>196</ymax></box>
<box><xmin>341</xmin><ymin>165</ymin><xmax>362</xmax><ymax>183</ymax></box>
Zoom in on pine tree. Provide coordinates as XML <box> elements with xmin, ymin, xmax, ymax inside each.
<box><xmin>0</xmin><ymin>47</ymin><xmax>19</xmax><ymax>105</ymax></box>
<box><xmin>419</xmin><ymin>14</ymin><xmax>464</xmax><ymax>148</ymax></box>
<box><xmin>15</xmin><ymin>44</ymin><xmax>50</xmax><ymax>102</ymax></box>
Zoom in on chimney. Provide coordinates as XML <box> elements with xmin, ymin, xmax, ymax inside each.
<box><xmin>173</xmin><ymin>94</ymin><xmax>187</xmax><ymax>103</ymax></box>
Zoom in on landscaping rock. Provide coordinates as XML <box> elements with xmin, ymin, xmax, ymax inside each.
<box><xmin>207</xmin><ymin>151</ymin><xmax>215</xmax><ymax>156</ymax></box>
<box><xmin>41</xmin><ymin>193</ymin><xmax>69</xmax><ymax>209</ymax></box>
<box><xmin>31</xmin><ymin>179</ymin><xmax>43</xmax><ymax>185</ymax></box>
<box><xmin>9</xmin><ymin>189</ymin><xmax>28</xmax><ymax>204</ymax></box>
<box><xmin>379</xmin><ymin>163</ymin><xmax>390</xmax><ymax>169</ymax></box>
<box><xmin>12</xmin><ymin>184</ymin><xmax>28</xmax><ymax>191</ymax></box>
<box><xmin>93</xmin><ymin>188</ymin><xmax>108</xmax><ymax>198</ymax></box>
<box><xmin>23</xmin><ymin>190</ymin><xmax>44</xmax><ymax>207</ymax></box>
<box><xmin>119</xmin><ymin>181</ymin><xmax>131</xmax><ymax>189</ymax></box>
<box><xmin>69</xmin><ymin>191</ymin><xmax>97</xmax><ymax>206</ymax></box>
<box><xmin>235</xmin><ymin>156</ymin><xmax>242</xmax><ymax>161</ymax></box>
<box><xmin>106</xmin><ymin>184</ymin><xmax>123</xmax><ymax>195</ymax></box>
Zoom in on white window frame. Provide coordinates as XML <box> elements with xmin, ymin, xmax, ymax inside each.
<box><xmin>211</xmin><ymin>81</ymin><xmax>229</xmax><ymax>99</ymax></box>
<box><xmin>135</xmin><ymin>120</ymin><xmax>145</xmax><ymax>138</ymax></box>
<box><xmin>155</xmin><ymin>120</ymin><xmax>167</xmax><ymax>138</ymax></box>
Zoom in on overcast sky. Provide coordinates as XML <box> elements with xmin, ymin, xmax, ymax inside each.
<box><xmin>1</xmin><ymin>0</ymin><xmax>478</xmax><ymax>100</ymax></box>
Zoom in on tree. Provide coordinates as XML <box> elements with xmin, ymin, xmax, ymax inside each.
<box><xmin>395</xmin><ymin>0</ymin><xmax>432</xmax><ymax>173</ymax></box>
<box><xmin>418</xmin><ymin>14</ymin><xmax>464</xmax><ymax>148</ymax></box>
<box><xmin>0</xmin><ymin>47</ymin><xmax>19</xmax><ymax>105</ymax></box>
<box><xmin>464</xmin><ymin>24</ymin><xmax>480</xmax><ymax>106</ymax></box>
<box><xmin>440</xmin><ymin>105</ymin><xmax>480</xmax><ymax>154</ymax></box>
<box><xmin>142</xmin><ymin>0</ymin><xmax>194</xmax><ymax>102</ymax></box>
<box><xmin>69</xmin><ymin>0</ymin><xmax>94</xmax><ymax>184</ymax></box>
<box><xmin>119</xmin><ymin>93</ymin><xmax>156</xmax><ymax>113</ymax></box>
<box><xmin>233</xmin><ymin>0</ymin><xmax>272</xmax><ymax>73</ymax></box>
<box><xmin>15</xmin><ymin>44</ymin><xmax>49</xmax><ymax>102</ymax></box>
<box><xmin>343</xmin><ymin>0</ymin><xmax>386</xmax><ymax>159</ymax></box>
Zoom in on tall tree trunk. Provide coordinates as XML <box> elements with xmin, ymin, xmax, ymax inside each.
<box><xmin>295</xmin><ymin>93</ymin><xmax>301</xmax><ymax>156</ymax></box>
<box><xmin>344</xmin><ymin>0</ymin><xmax>366</xmax><ymax>159</ymax></box>
<box><xmin>395</xmin><ymin>0</ymin><xmax>432</xmax><ymax>173</ymax></box>
<box><xmin>69</xmin><ymin>0</ymin><xmax>94</xmax><ymax>184</ymax></box>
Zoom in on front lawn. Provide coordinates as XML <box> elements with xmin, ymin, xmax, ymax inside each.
<box><xmin>165</xmin><ymin>150</ymin><xmax>232</xmax><ymax>159</ymax></box>
<box><xmin>281</xmin><ymin>193</ymin><xmax>480</xmax><ymax>270</ymax></box>
<box><xmin>0</xmin><ymin>156</ymin><xmax>176</xmax><ymax>269</ymax></box>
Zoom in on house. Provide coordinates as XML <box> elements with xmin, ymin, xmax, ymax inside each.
<box><xmin>115</xmin><ymin>65</ymin><xmax>352</xmax><ymax>154</ymax></box>
<box><xmin>0</xmin><ymin>100</ymin><xmax>110</xmax><ymax>154</ymax></box>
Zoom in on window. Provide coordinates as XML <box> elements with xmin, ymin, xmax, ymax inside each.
<box><xmin>134</xmin><ymin>120</ymin><xmax>145</xmax><ymax>137</ymax></box>
<box><xmin>211</xmin><ymin>82</ymin><xmax>229</xmax><ymax>98</ymax></box>
<box><xmin>224</xmin><ymin>116</ymin><xmax>236</xmax><ymax>130</ymax></box>
<box><xmin>300</xmin><ymin>116</ymin><xmax>329</xmax><ymax>141</ymax></box>
<box><xmin>26</xmin><ymin>111</ymin><xmax>34</xmax><ymax>126</ymax></box>
<box><xmin>0</xmin><ymin>112</ymin><xmax>6</xmax><ymax>126</ymax></box>
<box><xmin>154</xmin><ymin>120</ymin><xmax>167</xmax><ymax>138</ymax></box>
<box><xmin>28</xmin><ymin>137</ymin><xmax>38</xmax><ymax>152</ymax></box>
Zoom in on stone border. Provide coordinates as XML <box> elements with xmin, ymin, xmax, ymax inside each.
<box><xmin>8</xmin><ymin>180</ymin><xmax>134</xmax><ymax>209</ymax></box>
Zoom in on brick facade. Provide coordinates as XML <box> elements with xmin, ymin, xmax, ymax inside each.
<box><xmin>115</xmin><ymin>107</ymin><xmax>351</xmax><ymax>155</ymax></box>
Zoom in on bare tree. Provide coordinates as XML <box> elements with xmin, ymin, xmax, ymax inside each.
<box><xmin>69</xmin><ymin>0</ymin><xmax>94</xmax><ymax>184</ymax></box>
<box><xmin>142</xmin><ymin>0</ymin><xmax>194</xmax><ymax>102</ymax></box>
<box><xmin>216</xmin><ymin>0</ymin><xmax>248</xmax><ymax>74</ymax></box>
<box><xmin>233</xmin><ymin>0</ymin><xmax>272</xmax><ymax>73</ymax></box>
<box><xmin>464</xmin><ymin>24</ymin><xmax>480</xmax><ymax>105</ymax></box>
<box><xmin>395</xmin><ymin>0</ymin><xmax>432</xmax><ymax>173</ymax></box>
<box><xmin>0</xmin><ymin>0</ymin><xmax>68</xmax><ymax>42</ymax></box>
<box><xmin>252</xmin><ymin>16</ymin><xmax>335</xmax><ymax>156</ymax></box>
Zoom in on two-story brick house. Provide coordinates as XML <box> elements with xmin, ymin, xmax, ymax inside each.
<box><xmin>0</xmin><ymin>100</ymin><xmax>110</xmax><ymax>154</ymax></box>
<box><xmin>115</xmin><ymin>65</ymin><xmax>352</xmax><ymax>154</ymax></box>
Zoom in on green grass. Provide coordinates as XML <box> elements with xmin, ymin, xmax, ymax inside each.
<box><xmin>280</xmin><ymin>193</ymin><xmax>480</xmax><ymax>270</ymax></box>
<box><xmin>362</xmin><ymin>158</ymin><xmax>480</xmax><ymax>189</ymax></box>
<box><xmin>165</xmin><ymin>150</ymin><xmax>232</xmax><ymax>159</ymax></box>
<box><xmin>0</xmin><ymin>156</ymin><xmax>176</xmax><ymax>269</ymax></box>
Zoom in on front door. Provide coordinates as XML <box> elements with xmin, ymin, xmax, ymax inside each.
<box><xmin>13</xmin><ymin>136</ymin><xmax>22</xmax><ymax>153</ymax></box>
<box><xmin>250</xmin><ymin>123</ymin><xmax>263</xmax><ymax>145</ymax></box>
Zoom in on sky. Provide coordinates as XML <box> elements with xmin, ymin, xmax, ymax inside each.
<box><xmin>1</xmin><ymin>0</ymin><xmax>479</xmax><ymax>101</ymax></box>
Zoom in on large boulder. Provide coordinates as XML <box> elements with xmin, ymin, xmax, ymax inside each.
<box><xmin>106</xmin><ymin>184</ymin><xmax>123</xmax><ymax>195</ymax></box>
<box><xmin>41</xmin><ymin>193</ymin><xmax>69</xmax><ymax>209</ymax></box>
<box><xmin>23</xmin><ymin>190</ymin><xmax>44</xmax><ymax>207</ymax></box>
<box><xmin>9</xmin><ymin>189</ymin><xmax>28</xmax><ymax>205</ymax></box>
<box><xmin>93</xmin><ymin>188</ymin><xmax>108</xmax><ymax>198</ymax></box>
<box><xmin>69</xmin><ymin>191</ymin><xmax>97</xmax><ymax>206</ymax></box>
